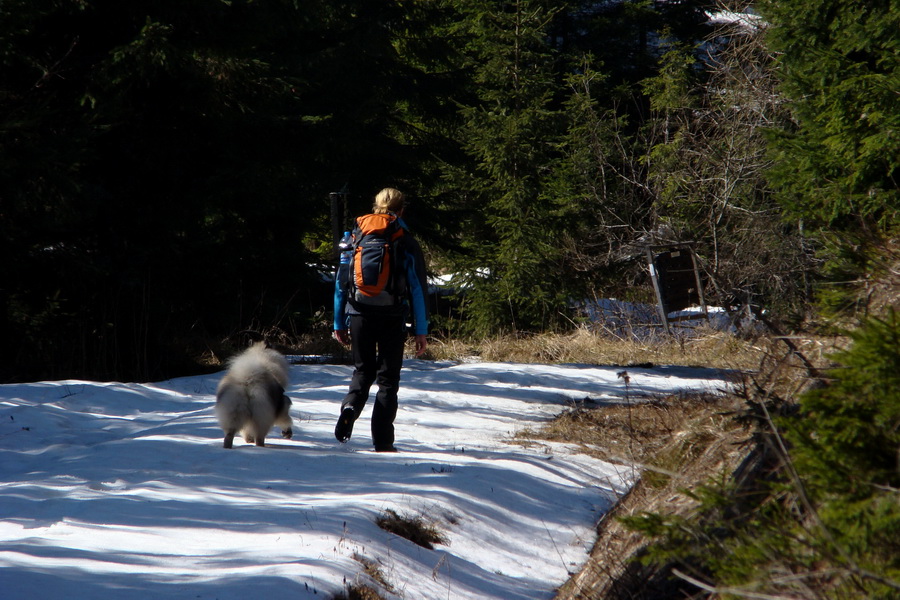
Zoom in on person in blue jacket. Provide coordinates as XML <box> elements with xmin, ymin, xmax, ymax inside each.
<box><xmin>333</xmin><ymin>187</ymin><xmax>429</xmax><ymax>452</ymax></box>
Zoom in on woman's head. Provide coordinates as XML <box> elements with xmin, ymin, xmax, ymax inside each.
<box><xmin>373</xmin><ymin>187</ymin><xmax>405</xmax><ymax>214</ymax></box>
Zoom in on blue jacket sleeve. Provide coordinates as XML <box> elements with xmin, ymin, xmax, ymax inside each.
<box><xmin>404</xmin><ymin>243</ymin><xmax>429</xmax><ymax>336</ymax></box>
<box><xmin>333</xmin><ymin>264</ymin><xmax>348</xmax><ymax>331</ymax></box>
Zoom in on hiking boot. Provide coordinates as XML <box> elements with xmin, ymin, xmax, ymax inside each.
<box><xmin>335</xmin><ymin>408</ymin><xmax>356</xmax><ymax>443</ymax></box>
<box><xmin>374</xmin><ymin>445</ymin><xmax>397</xmax><ymax>453</ymax></box>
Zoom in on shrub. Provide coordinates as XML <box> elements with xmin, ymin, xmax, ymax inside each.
<box><xmin>622</xmin><ymin>311</ymin><xmax>900</xmax><ymax>599</ymax></box>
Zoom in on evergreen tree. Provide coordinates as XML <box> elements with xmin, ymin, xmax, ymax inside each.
<box><xmin>441</xmin><ymin>0</ymin><xmax>570</xmax><ymax>335</ymax></box>
<box><xmin>0</xmin><ymin>0</ymin><xmax>477</xmax><ymax>379</ymax></box>
<box><xmin>760</xmin><ymin>0</ymin><xmax>900</xmax><ymax>232</ymax></box>
<box><xmin>758</xmin><ymin>0</ymin><xmax>900</xmax><ymax>319</ymax></box>
<box><xmin>359</xmin><ymin>0</ymin><xmax>470</xmax><ymax>246</ymax></box>
<box><xmin>546</xmin><ymin>57</ymin><xmax>655</xmax><ymax>298</ymax></box>
<box><xmin>559</xmin><ymin>0</ymin><xmax>713</xmax><ymax>92</ymax></box>
<box><xmin>0</xmin><ymin>1</ymin><xmax>344</xmax><ymax>379</ymax></box>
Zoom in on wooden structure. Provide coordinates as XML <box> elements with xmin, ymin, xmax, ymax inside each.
<box><xmin>645</xmin><ymin>243</ymin><xmax>709</xmax><ymax>333</ymax></box>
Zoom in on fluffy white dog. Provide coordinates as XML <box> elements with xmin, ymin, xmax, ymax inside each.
<box><xmin>215</xmin><ymin>342</ymin><xmax>293</xmax><ymax>448</ymax></box>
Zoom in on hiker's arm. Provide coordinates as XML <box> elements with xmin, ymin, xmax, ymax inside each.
<box><xmin>405</xmin><ymin>245</ymin><xmax>429</xmax><ymax>336</ymax></box>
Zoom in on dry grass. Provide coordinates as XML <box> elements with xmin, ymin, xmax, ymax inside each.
<box><xmin>425</xmin><ymin>326</ymin><xmax>776</xmax><ymax>372</ymax></box>
<box><xmin>549</xmin><ymin>326</ymin><xmax>846</xmax><ymax>600</ymax></box>
<box><xmin>331</xmin><ymin>584</ymin><xmax>387</xmax><ymax>600</ymax></box>
<box><xmin>518</xmin><ymin>392</ymin><xmax>742</xmax><ymax>487</ymax></box>
<box><xmin>329</xmin><ymin>554</ymin><xmax>393</xmax><ymax>600</ymax></box>
<box><xmin>375</xmin><ymin>508</ymin><xmax>448</xmax><ymax>550</ymax></box>
<box><xmin>553</xmin><ymin>398</ymin><xmax>758</xmax><ymax>600</ymax></box>
<box><xmin>351</xmin><ymin>553</ymin><xmax>393</xmax><ymax>593</ymax></box>
<box><xmin>215</xmin><ymin>311</ymin><xmax>845</xmax><ymax>379</ymax></box>
<box><xmin>543</xmin><ymin>387</ymin><xmax>758</xmax><ymax>600</ymax></box>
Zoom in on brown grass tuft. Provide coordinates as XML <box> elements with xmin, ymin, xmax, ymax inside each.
<box><xmin>352</xmin><ymin>553</ymin><xmax>393</xmax><ymax>593</ymax></box>
<box><xmin>375</xmin><ymin>508</ymin><xmax>448</xmax><ymax>550</ymax></box>
<box><xmin>331</xmin><ymin>584</ymin><xmax>387</xmax><ymax>600</ymax></box>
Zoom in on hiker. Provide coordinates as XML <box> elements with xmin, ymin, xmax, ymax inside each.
<box><xmin>332</xmin><ymin>187</ymin><xmax>429</xmax><ymax>452</ymax></box>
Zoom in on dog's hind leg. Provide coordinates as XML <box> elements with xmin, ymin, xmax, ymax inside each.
<box><xmin>216</xmin><ymin>382</ymin><xmax>250</xmax><ymax>449</ymax></box>
<box><xmin>279</xmin><ymin>396</ymin><xmax>294</xmax><ymax>439</ymax></box>
<box><xmin>277</xmin><ymin>395</ymin><xmax>294</xmax><ymax>440</ymax></box>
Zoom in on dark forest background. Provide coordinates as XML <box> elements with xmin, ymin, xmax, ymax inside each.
<box><xmin>2</xmin><ymin>0</ymin><xmax>897</xmax><ymax>382</ymax></box>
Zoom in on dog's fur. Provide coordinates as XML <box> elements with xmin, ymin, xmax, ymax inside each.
<box><xmin>215</xmin><ymin>342</ymin><xmax>293</xmax><ymax>448</ymax></box>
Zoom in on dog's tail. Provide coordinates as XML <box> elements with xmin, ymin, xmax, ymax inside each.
<box><xmin>224</xmin><ymin>342</ymin><xmax>289</xmax><ymax>390</ymax></box>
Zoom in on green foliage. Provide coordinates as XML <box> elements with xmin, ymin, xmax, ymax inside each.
<box><xmin>813</xmin><ymin>234</ymin><xmax>900</xmax><ymax>321</ymax></box>
<box><xmin>642</xmin><ymin>42</ymin><xmax>699</xmax><ymax>212</ymax></box>
<box><xmin>784</xmin><ymin>313</ymin><xmax>900</xmax><ymax>595</ymax></box>
<box><xmin>544</xmin><ymin>58</ymin><xmax>655</xmax><ymax>296</ymax></box>
<box><xmin>439</xmin><ymin>0</ymin><xmax>571</xmax><ymax>335</ymax></box>
<box><xmin>757</xmin><ymin>0</ymin><xmax>900</xmax><ymax>320</ymax></box>
<box><xmin>785</xmin><ymin>312</ymin><xmax>900</xmax><ymax>498</ymax></box>
<box><xmin>623</xmin><ymin>312</ymin><xmax>900</xmax><ymax>599</ymax></box>
<box><xmin>642</xmin><ymin>42</ymin><xmax>697</xmax><ymax>114</ymax></box>
<box><xmin>761</xmin><ymin>0</ymin><xmax>900</xmax><ymax>232</ymax></box>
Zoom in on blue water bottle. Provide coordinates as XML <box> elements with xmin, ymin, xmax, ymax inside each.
<box><xmin>338</xmin><ymin>231</ymin><xmax>353</xmax><ymax>265</ymax></box>
<box><xmin>337</xmin><ymin>231</ymin><xmax>353</xmax><ymax>292</ymax></box>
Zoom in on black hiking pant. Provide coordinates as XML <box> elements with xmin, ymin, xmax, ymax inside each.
<box><xmin>341</xmin><ymin>312</ymin><xmax>406</xmax><ymax>448</ymax></box>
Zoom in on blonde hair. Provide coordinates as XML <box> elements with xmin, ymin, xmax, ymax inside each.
<box><xmin>372</xmin><ymin>187</ymin><xmax>405</xmax><ymax>214</ymax></box>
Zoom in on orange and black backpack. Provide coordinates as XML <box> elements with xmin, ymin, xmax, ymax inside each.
<box><xmin>345</xmin><ymin>213</ymin><xmax>407</xmax><ymax>307</ymax></box>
